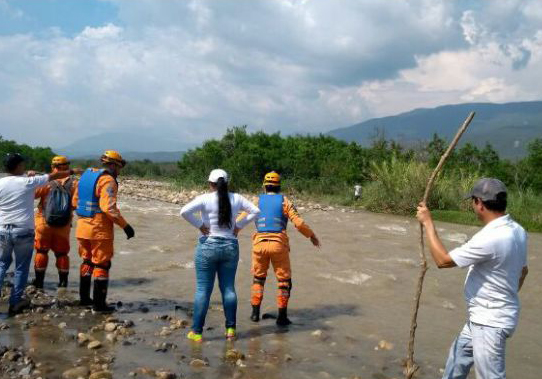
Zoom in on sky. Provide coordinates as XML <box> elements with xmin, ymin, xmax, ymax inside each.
<box><xmin>0</xmin><ymin>0</ymin><xmax>541</xmax><ymax>150</ymax></box>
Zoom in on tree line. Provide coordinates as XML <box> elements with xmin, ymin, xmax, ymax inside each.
<box><xmin>177</xmin><ymin>126</ymin><xmax>542</xmax><ymax>194</ymax></box>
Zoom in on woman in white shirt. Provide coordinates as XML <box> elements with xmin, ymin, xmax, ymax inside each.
<box><xmin>180</xmin><ymin>169</ymin><xmax>260</xmax><ymax>342</ymax></box>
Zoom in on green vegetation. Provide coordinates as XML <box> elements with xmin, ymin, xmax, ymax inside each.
<box><xmin>4</xmin><ymin>127</ymin><xmax>541</xmax><ymax>231</ymax></box>
<box><xmin>0</xmin><ymin>136</ymin><xmax>55</xmax><ymax>172</ymax></box>
<box><xmin>177</xmin><ymin>127</ymin><xmax>542</xmax><ymax>232</ymax></box>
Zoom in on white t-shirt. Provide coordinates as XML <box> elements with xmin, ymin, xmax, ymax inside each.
<box><xmin>0</xmin><ymin>174</ymin><xmax>49</xmax><ymax>230</ymax></box>
<box><xmin>180</xmin><ymin>192</ymin><xmax>260</xmax><ymax>239</ymax></box>
<box><xmin>354</xmin><ymin>185</ymin><xmax>362</xmax><ymax>196</ymax></box>
<box><xmin>449</xmin><ymin>214</ymin><xmax>528</xmax><ymax>330</ymax></box>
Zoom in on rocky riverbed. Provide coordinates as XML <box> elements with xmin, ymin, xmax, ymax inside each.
<box><xmin>117</xmin><ymin>178</ymin><xmax>353</xmax><ymax>213</ymax></box>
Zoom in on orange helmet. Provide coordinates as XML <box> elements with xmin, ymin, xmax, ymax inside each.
<box><xmin>51</xmin><ymin>156</ymin><xmax>70</xmax><ymax>166</ymax></box>
<box><xmin>100</xmin><ymin>150</ymin><xmax>126</xmax><ymax>168</ymax></box>
<box><xmin>263</xmin><ymin>171</ymin><xmax>281</xmax><ymax>186</ymax></box>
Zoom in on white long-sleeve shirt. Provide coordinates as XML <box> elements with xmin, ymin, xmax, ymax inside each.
<box><xmin>180</xmin><ymin>192</ymin><xmax>260</xmax><ymax>239</ymax></box>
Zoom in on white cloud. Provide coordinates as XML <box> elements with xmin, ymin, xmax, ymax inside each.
<box><xmin>0</xmin><ymin>0</ymin><xmax>541</xmax><ymax>149</ymax></box>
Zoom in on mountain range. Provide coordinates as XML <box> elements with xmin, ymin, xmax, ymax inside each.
<box><xmin>327</xmin><ymin>101</ymin><xmax>542</xmax><ymax>158</ymax></box>
<box><xmin>56</xmin><ymin>101</ymin><xmax>542</xmax><ymax>162</ymax></box>
<box><xmin>56</xmin><ymin>131</ymin><xmax>191</xmax><ymax>162</ymax></box>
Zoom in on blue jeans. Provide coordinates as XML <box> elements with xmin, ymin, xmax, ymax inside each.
<box><xmin>0</xmin><ymin>225</ymin><xmax>35</xmax><ymax>306</ymax></box>
<box><xmin>192</xmin><ymin>236</ymin><xmax>239</xmax><ymax>334</ymax></box>
<box><xmin>442</xmin><ymin>321</ymin><xmax>512</xmax><ymax>379</ymax></box>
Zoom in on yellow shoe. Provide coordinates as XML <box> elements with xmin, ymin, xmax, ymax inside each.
<box><xmin>187</xmin><ymin>331</ymin><xmax>203</xmax><ymax>343</ymax></box>
<box><xmin>225</xmin><ymin>327</ymin><xmax>236</xmax><ymax>340</ymax></box>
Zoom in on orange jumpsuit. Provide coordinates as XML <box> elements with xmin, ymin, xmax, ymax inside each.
<box><xmin>72</xmin><ymin>172</ymin><xmax>127</xmax><ymax>279</ymax></box>
<box><xmin>34</xmin><ymin>178</ymin><xmax>76</xmax><ymax>273</ymax></box>
<box><xmin>247</xmin><ymin>196</ymin><xmax>315</xmax><ymax>309</ymax></box>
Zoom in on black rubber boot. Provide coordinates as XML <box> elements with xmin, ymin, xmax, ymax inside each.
<box><xmin>79</xmin><ymin>276</ymin><xmax>93</xmax><ymax>306</ymax></box>
<box><xmin>32</xmin><ymin>271</ymin><xmax>45</xmax><ymax>289</ymax></box>
<box><xmin>250</xmin><ymin>305</ymin><xmax>260</xmax><ymax>322</ymax></box>
<box><xmin>58</xmin><ymin>272</ymin><xmax>68</xmax><ymax>288</ymax></box>
<box><xmin>276</xmin><ymin>307</ymin><xmax>292</xmax><ymax>326</ymax></box>
<box><xmin>93</xmin><ymin>280</ymin><xmax>115</xmax><ymax>314</ymax></box>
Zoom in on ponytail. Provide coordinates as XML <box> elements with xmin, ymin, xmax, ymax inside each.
<box><xmin>217</xmin><ymin>177</ymin><xmax>232</xmax><ymax>228</ymax></box>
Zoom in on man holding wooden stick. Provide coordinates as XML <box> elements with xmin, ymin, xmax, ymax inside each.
<box><xmin>416</xmin><ymin>178</ymin><xmax>528</xmax><ymax>379</ymax></box>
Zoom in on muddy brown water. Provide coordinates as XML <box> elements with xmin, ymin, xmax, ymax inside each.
<box><xmin>1</xmin><ymin>197</ymin><xmax>540</xmax><ymax>378</ymax></box>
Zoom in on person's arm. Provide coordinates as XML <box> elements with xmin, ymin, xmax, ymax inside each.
<box><xmin>97</xmin><ymin>176</ymin><xmax>128</xmax><ymax>229</ymax></box>
<box><xmin>519</xmin><ymin>266</ymin><xmax>528</xmax><ymax>291</ymax></box>
<box><xmin>180</xmin><ymin>196</ymin><xmax>207</xmax><ymax>233</ymax></box>
<box><xmin>416</xmin><ymin>202</ymin><xmax>456</xmax><ymax>269</ymax></box>
<box><xmin>48</xmin><ymin>168</ymin><xmax>83</xmax><ymax>181</ymax></box>
<box><xmin>235</xmin><ymin>196</ymin><xmax>258</xmax><ymax>224</ymax></box>
<box><xmin>235</xmin><ymin>195</ymin><xmax>260</xmax><ymax>229</ymax></box>
<box><xmin>284</xmin><ymin>197</ymin><xmax>321</xmax><ymax>247</ymax></box>
<box><xmin>72</xmin><ymin>181</ymin><xmax>79</xmax><ymax>210</ymax></box>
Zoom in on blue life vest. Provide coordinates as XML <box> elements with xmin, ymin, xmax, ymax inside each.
<box><xmin>75</xmin><ymin>169</ymin><xmax>107</xmax><ymax>218</ymax></box>
<box><xmin>256</xmin><ymin>194</ymin><xmax>288</xmax><ymax>233</ymax></box>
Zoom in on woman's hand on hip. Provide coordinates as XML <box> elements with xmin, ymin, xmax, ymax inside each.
<box><xmin>199</xmin><ymin>224</ymin><xmax>210</xmax><ymax>235</ymax></box>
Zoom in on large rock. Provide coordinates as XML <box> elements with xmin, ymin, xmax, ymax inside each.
<box><xmin>155</xmin><ymin>370</ymin><xmax>177</xmax><ymax>379</ymax></box>
<box><xmin>89</xmin><ymin>370</ymin><xmax>113</xmax><ymax>379</ymax></box>
<box><xmin>87</xmin><ymin>341</ymin><xmax>102</xmax><ymax>350</ymax></box>
<box><xmin>104</xmin><ymin>322</ymin><xmax>117</xmax><ymax>332</ymax></box>
<box><xmin>62</xmin><ymin>366</ymin><xmax>90</xmax><ymax>379</ymax></box>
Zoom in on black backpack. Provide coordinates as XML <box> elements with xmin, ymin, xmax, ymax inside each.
<box><xmin>44</xmin><ymin>179</ymin><xmax>73</xmax><ymax>227</ymax></box>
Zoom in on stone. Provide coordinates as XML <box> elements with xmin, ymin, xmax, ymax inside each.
<box><xmin>104</xmin><ymin>323</ymin><xmax>117</xmax><ymax>332</ymax></box>
<box><xmin>18</xmin><ymin>365</ymin><xmax>33</xmax><ymax>376</ymax></box>
<box><xmin>159</xmin><ymin>328</ymin><xmax>172</xmax><ymax>337</ymax></box>
<box><xmin>106</xmin><ymin>333</ymin><xmax>117</xmax><ymax>343</ymax></box>
<box><xmin>88</xmin><ymin>341</ymin><xmax>102</xmax><ymax>350</ymax></box>
<box><xmin>62</xmin><ymin>366</ymin><xmax>90</xmax><ymax>379</ymax></box>
<box><xmin>3</xmin><ymin>350</ymin><xmax>21</xmax><ymax>361</ymax></box>
<box><xmin>311</xmin><ymin>329</ymin><xmax>324</xmax><ymax>338</ymax></box>
<box><xmin>190</xmin><ymin>358</ymin><xmax>209</xmax><ymax>367</ymax></box>
<box><xmin>77</xmin><ymin>333</ymin><xmax>91</xmax><ymax>344</ymax></box>
<box><xmin>376</xmin><ymin>340</ymin><xmax>394</xmax><ymax>351</ymax></box>
<box><xmin>123</xmin><ymin>320</ymin><xmax>135</xmax><ymax>328</ymax></box>
<box><xmin>225</xmin><ymin>349</ymin><xmax>245</xmax><ymax>362</ymax></box>
<box><xmin>58</xmin><ymin>322</ymin><xmax>67</xmax><ymax>329</ymax></box>
<box><xmin>89</xmin><ymin>370</ymin><xmax>113</xmax><ymax>379</ymax></box>
<box><xmin>155</xmin><ymin>370</ymin><xmax>177</xmax><ymax>379</ymax></box>
<box><xmin>284</xmin><ymin>354</ymin><xmax>293</xmax><ymax>362</ymax></box>
<box><xmin>137</xmin><ymin>367</ymin><xmax>156</xmax><ymax>376</ymax></box>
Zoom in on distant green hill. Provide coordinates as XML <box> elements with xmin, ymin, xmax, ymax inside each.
<box><xmin>327</xmin><ymin>101</ymin><xmax>542</xmax><ymax>158</ymax></box>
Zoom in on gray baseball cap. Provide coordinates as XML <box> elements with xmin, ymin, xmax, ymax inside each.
<box><xmin>465</xmin><ymin>178</ymin><xmax>507</xmax><ymax>201</ymax></box>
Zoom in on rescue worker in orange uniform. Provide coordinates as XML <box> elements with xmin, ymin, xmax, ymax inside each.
<box><xmin>247</xmin><ymin>172</ymin><xmax>321</xmax><ymax>326</ymax></box>
<box><xmin>33</xmin><ymin>156</ymin><xmax>77</xmax><ymax>289</ymax></box>
<box><xmin>72</xmin><ymin>150</ymin><xmax>135</xmax><ymax>313</ymax></box>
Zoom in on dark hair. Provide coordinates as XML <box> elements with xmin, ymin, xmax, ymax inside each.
<box><xmin>4</xmin><ymin>153</ymin><xmax>25</xmax><ymax>173</ymax></box>
<box><xmin>217</xmin><ymin>177</ymin><xmax>232</xmax><ymax>228</ymax></box>
<box><xmin>477</xmin><ymin>192</ymin><xmax>507</xmax><ymax>213</ymax></box>
<box><xmin>265</xmin><ymin>185</ymin><xmax>281</xmax><ymax>193</ymax></box>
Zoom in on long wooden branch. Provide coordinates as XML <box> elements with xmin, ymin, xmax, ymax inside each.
<box><xmin>404</xmin><ymin>111</ymin><xmax>476</xmax><ymax>379</ymax></box>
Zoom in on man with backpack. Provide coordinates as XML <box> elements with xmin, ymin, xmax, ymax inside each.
<box><xmin>33</xmin><ymin>156</ymin><xmax>77</xmax><ymax>290</ymax></box>
<box><xmin>0</xmin><ymin>153</ymin><xmax>82</xmax><ymax>316</ymax></box>
<box><xmin>72</xmin><ymin>150</ymin><xmax>135</xmax><ymax>313</ymax></box>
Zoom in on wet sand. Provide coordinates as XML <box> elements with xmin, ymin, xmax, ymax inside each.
<box><xmin>1</xmin><ymin>195</ymin><xmax>541</xmax><ymax>378</ymax></box>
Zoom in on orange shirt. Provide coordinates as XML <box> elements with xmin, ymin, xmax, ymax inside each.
<box><xmin>34</xmin><ymin>177</ymin><xmax>77</xmax><ymax>232</ymax></box>
<box><xmin>72</xmin><ymin>173</ymin><xmax>128</xmax><ymax>240</ymax></box>
<box><xmin>239</xmin><ymin>195</ymin><xmax>315</xmax><ymax>248</ymax></box>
